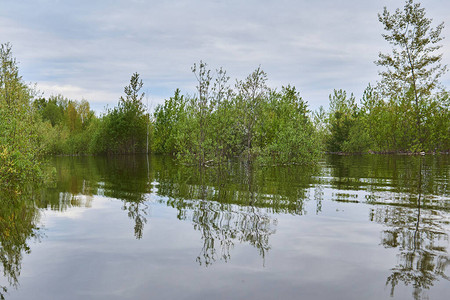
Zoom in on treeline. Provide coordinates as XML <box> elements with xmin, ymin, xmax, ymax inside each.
<box><xmin>153</xmin><ymin>64</ymin><xmax>319</xmax><ymax>165</ymax></box>
<box><xmin>31</xmin><ymin>63</ymin><xmax>320</xmax><ymax>165</ymax></box>
<box><xmin>321</xmin><ymin>85</ymin><xmax>449</xmax><ymax>153</ymax></box>
<box><xmin>30</xmin><ymin>63</ymin><xmax>449</xmax><ymax>163</ymax></box>
<box><xmin>1</xmin><ymin>43</ymin><xmax>449</xmax><ymax>181</ymax></box>
<box><xmin>32</xmin><ymin>72</ymin><xmax>149</xmax><ymax>155</ymax></box>
<box><xmin>24</xmin><ymin>65</ymin><xmax>317</xmax><ymax>166</ymax></box>
<box><xmin>29</xmin><ymin>71</ymin><xmax>450</xmax><ymax>161</ymax></box>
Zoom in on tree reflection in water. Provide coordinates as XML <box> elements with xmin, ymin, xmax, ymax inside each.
<box><xmin>0</xmin><ymin>188</ymin><xmax>42</xmax><ymax>300</ymax></box>
<box><xmin>366</xmin><ymin>157</ymin><xmax>450</xmax><ymax>299</ymax></box>
<box><xmin>37</xmin><ymin>156</ymin><xmax>151</xmax><ymax>240</ymax></box>
<box><xmin>38</xmin><ymin>156</ymin><xmax>318</xmax><ymax>260</ymax></box>
<box><xmin>156</xmin><ymin>160</ymin><xmax>317</xmax><ymax>266</ymax></box>
<box><xmin>16</xmin><ymin>154</ymin><xmax>448</xmax><ymax>299</ymax></box>
<box><xmin>191</xmin><ymin>201</ymin><xmax>275</xmax><ymax>266</ymax></box>
<box><xmin>324</xmin><ymin>155</ymin><xmax>449</xmax><ymax>299</ymax></box>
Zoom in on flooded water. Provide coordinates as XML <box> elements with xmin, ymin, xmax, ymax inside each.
<box><xmin>0</xmin><ymin>155</ymin><xmax>449</xmax><ymax>300</ymax></box>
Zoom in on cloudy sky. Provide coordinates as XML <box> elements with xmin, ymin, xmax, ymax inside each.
<box><xmin>2</xmin><ymin>0</ymin><xmax>450</xmax><ymax>113</ymax></box>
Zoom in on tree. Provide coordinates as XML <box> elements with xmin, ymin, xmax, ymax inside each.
<box><xmin>235</xmin><ymin>67</ymin><xmax>269</xmax><ymax>160</ymax></box>
<box><xmin>97</xmin><ymin>72</ymin><xmax>148</xmax><ymax>154</ymax></box>
<box><xmin>0</xmin><ymin>43</ymin><xmax>41</xmax><ymax>188</ymax></box>
<box><xmin>259</xmin><ymin>85</ymin><xmax>319</xmax><ymax>164</ymax></box>
<box><xmin>189</xmin><ymin>61</ymin><xmax>214</xmax><ymax>165</ymax></box>
<box><xmin>376</xmin><ymin>0</ymin><xmax>447</xmax><ymax>149</ymax></box>
<box><xmin>175</xmin><ymin>62</ymin><xmax>235</xmax><ymax>165</ymax></box>
<box><xmin>326</xmin><ymin>89</ymin><xmax>358</xmax><ymax>152</ymax></box>
<box><xmin>121</xmin><ymin>72</ymin><xmax>146</xmax><ymax>111</ymax></box>
<box><xmin>153</xmin><ymin>89</ymin><xmax>186</xmax><ymax>154</ymax></box>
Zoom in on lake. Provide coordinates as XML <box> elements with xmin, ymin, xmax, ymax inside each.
<box><xmin>0</xmin><ymin>154</ymin><xmax>449</xmax><ymax>300</ymax></box>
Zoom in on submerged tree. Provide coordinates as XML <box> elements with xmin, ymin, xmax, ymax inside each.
<box><xmin>376</xmin><ymin>0</ymin><xmax>447</xmax><ymax>149</ymax></box>
<box><xmin>174</xmin><ymin>62</ymin><xmax>236</xmax><ymax>165</ymax></box>
<box><xmin>155</xmin><ymin>63</ymin><xmax>321</xmax><ymax>165</ymax></box>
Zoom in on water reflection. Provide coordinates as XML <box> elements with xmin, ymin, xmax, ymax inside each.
<box><xmin>152</xmin><ymin>158</ymin><xmax>319</xmax><ymax>266</ymax></box>
<box><xmin>377</xmin><ymin>204</ymin><xmax>449</xmax><ymax>299</ymax></box>
<box><xmin>0</xmin><ymin>188</ymin><xmax>42</xmax><ymax>300</ymax></box>
<box><xmin>37</xmin><ymin>156</ymin><xmax>320</xmax><ymax>265</ymax></box>
<box><xmin>372</xmin><ymin>158</ymin><xmax>448</xmax><ymax>299</ymax></box>
<box><xmin>324</xmin><ymin>155</ymin><xmax>449</xmax><ymax>208</ymax></box>
<box><xmin>3</xmin><ymin>154</ymin><xmax>447</xmax><ymax>299</ymax></box>
<box><xmin>324</xmin><ymin>155</ymin><xmax>450</xmax><ymax>299</ymax></box>
<box><xmin>37</xmin><ymin>156</ymin><xmax>151</xmax><ymax>239</ymax></box>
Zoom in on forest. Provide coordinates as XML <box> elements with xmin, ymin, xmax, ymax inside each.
<box><xmin>0</xmin><ymin>0</ymin><xmax>449</xmax><ymax>188</ymax></box>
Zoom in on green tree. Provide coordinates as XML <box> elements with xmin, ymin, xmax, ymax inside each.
<box><xmin>376</xmin><ymin>0</ymin><xmax>447</xmax><ymax>150</ymax></box>
<box><xmin>33</xmin><ymin>96</ymin><xmax>64</xmax><ymax>127</ymax></box>
<box><xmin>259</xmin><ymin>85</ymin><xmax>319</xmax><ymax>164</ymax></box>
<box><xmin>359</xmin><ymin>84</ymin><xmax>386</xmax><ymax>151</ymax></box>
<box><xmin>184</xmin><ymin>61</ymin><xmax>215</xmax><ymax>165</ymax></box>
<box><xmin>95</xmin><ymin>72</ymin><xmax>148</xmax><ymax>154</ymax></box>
<box><xmin>235</xmin><ymin>67</ymin><xmax>269</xmax><ymax>160</ymax></box>
<box><xmin>153</xmin><ymin>89</ymin><xmax>186</xmax><ymax>154</ymax></box>
<box><xmin>326</xmin><ymin>89</ymin><xmax>358</xmax><ymax>152</ymax></box>
<box><xmin>0</xmin><ymin>43</ymin><xmax>41</xmax><ymax>189</ymax></box>
<box><xmin>33</xmin><ymin>95</ymin><xmax>97</xmax><ymax>155</ymax></box>
<box><xmin>175</xmin><ymin>62</ymin><xmax>235</xmax><ymax>165</ymax></box>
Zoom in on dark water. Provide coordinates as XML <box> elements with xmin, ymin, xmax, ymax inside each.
<box><xmin>0</xmin><ymin>155</ymin><xmax>449</xmax><ymax>300</ymax></box>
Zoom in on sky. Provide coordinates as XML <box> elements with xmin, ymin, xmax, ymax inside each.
<box><xmin>1</xmin><ymin>0</ymin><xmax>450</xmax><ymax>113</ymax></box>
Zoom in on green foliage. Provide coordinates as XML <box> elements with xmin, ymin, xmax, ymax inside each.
<box><xmin>33</xmin><ymin>96</ymin><xmax>64</xmax><ymax>126</ymax></box>
<box><xmin>326</xmin><ymin>89</ymin><xmax>358</xmax><ymax>152</ymax></box>
<box><xmin>153</xmin><ymin>89</ymin><xmax>186</xmax><ymax>154</ymax></box>
<box><xmin>322</xmin><ymin>1</ymin><xmax>449</xmax><ymax>154</ymax></box>
<box><xmin>154</xmin><ymin>63</ymin><xmax>321</xmax><ymax>165</ymax></box>
<box><xmin>235</xmin><ymin>66</ymin><xmax>269</xmax><ymax>160</ymax></box>
<box><xmin>311</xmin><ymin>106</ymin><xmax>327</xmax><ymax>151</ymax></box>
<box><xmin>33</xmin><ymin>95</ymin><xmax>97</xmax><ymax>154</ymax></box>
<box><xmin>376</xmin><ymin>0</ymin><xmax>447</xmax><ymax>98</ymax></box>
<box><xmin>258</xmin><ymin>86</ymin><xmax>320</xmax><ymax>164</ymax></box>
<box><xmin>92</xmin><ymin>72</ymin><xmax>148</xmax><ymax>154</ymax></box>
<box><xmin>0</xmin><ymin>43</ymin><xmax>41</xmax><ymax>189</ymax></box>
<box><xmin>174</xmin><ymin>62</ymin><xmax>237</xmax><ymax>165</ymax></box>
<box><xmin>376</xmin><ymin>0</ymin><xmax>448</xmax><ymax>150</ymax></box>
<box><xmin>324</xmin><ymin>84</ymin><xmax>449</xmax><ymax>153</ymax></box>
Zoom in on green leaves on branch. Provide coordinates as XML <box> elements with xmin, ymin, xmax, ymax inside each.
<box><xmin>376</xmin><ymin>0</ymin><xmax>446</xmax><ymax>99</ymax></box>
<box><xmin>153</xmin><ymin>62</ymin><xmax>321</xmax><ymax>166</ymax></box>
<box><xmin>92</xmin><ymin>72</ymin><xmax>148</xmax><ymax>154</ymax></box>
<box><xmin>376</xmin><ymin>0</ymin><xmax>448</xmax><ymax>150</ymax></box>
<box><xmin>0</xmin><ymin>43</ymin><xmax>42</xmax><ymax>189</ymax></box>
<box><xmin>323</xmin><ymin>1</ymin><xmax>449</xmax><ymax>154</ymax></box>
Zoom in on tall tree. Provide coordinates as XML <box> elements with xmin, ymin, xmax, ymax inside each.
<box><xmin>97</xmin><ymin>72</ymin><xmax>147</xmax><ymax>154</ymax></box>
<box><xmin>326</xmin><ymin>89</ymin><xmax>357</xmax><ymax>152</ymax></box>
<box><xmin>376</xmin><ymin>0</ymin><xmax>447</xmax><ymax>148</ymax></box>
<box><xmin>175</xmin><ymin>62</ymin><xmax>234</xmax><ymax>165</ymax></box>
<box><xmin>235</xmin><ymin>67</ymin><xmax>269</xmax><ymax>160</ymax></box>
<box><xmin>153</xmin><ymin>89</ymin><xmax>186</xmax><ymax>154</ymax></box>
<box><xmin>0</xmin><ymin>43</ymin><xmax>41</xmax><ymax>188</ymax></box>
<box><xmin>190</xmin><ymin>61</ymin><xmax>214</xmax><ymax>165</ymax></box>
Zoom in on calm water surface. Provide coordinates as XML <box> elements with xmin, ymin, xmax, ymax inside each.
<box><xmin>0</xmin><ymin>155</ymin><xmax>449</xmax><ymax>300</ymax></box>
